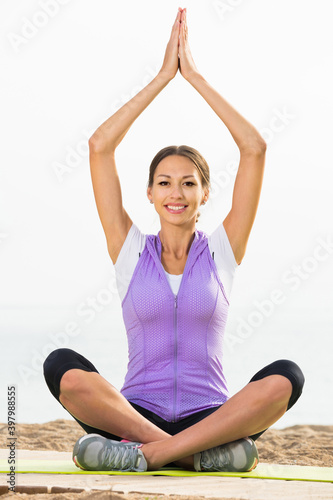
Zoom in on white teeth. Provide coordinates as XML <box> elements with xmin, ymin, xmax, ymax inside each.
<box><xmin>167</xmin><ymin>206</ymin><xmax>186</xmax><ymax>211</ymax></box>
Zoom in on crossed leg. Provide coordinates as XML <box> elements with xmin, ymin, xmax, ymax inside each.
<box><xmin>140</xmin><ymin>374</ymin><xmax>292</xmax><ymax>469</ymax></box>
<box><xmin>44</xmin><ymin>349</ymin><xmax>304</xmax><ymax>471</ymax></box>
<box><xmin>59</xmin><ymin>369</ymin><xmax>292</xmax><ymax>469</ymax></box>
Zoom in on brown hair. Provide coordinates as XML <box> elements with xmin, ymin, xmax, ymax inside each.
<box><xmin>148</xmin><ymin>145</ymin><xmax>210</xmax><ymax>223</ymax></box>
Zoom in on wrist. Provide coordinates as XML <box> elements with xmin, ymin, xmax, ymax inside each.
<box><xmin>185</xmin><ymin>71</ymin><xmax>204</xmax><ymax>84</ymax></box>
<box><xmin>157</xmin><ymin>70</ymin><xmax>175</xmax><ymax>84</ymax></box>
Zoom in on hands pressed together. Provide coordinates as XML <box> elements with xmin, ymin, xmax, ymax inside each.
<box><xmin>160</xmin><ymin>7</ymin><xmax>200</xmax><ymax>82</ymax></box>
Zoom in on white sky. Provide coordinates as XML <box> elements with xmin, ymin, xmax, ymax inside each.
<box><xmin>0</xmin><ymin>0</ymin><xmax>333</xmax><ymax>425</ymax></box>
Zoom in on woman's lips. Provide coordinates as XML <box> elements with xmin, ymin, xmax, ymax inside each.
<box><xmin>165</xmin><ymin>205</ymin><xmax>188</xmax><ymax>214</ymax></box>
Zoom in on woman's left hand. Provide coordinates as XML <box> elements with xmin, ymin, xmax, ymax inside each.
<box><xmin>178</xmin><ymin>8</ymin><xmax>200</xmax><ymax>81</ymax></box>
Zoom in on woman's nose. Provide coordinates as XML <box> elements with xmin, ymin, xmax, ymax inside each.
<box><xmin>170</xmin><ymin>185</ymin><xmax>183</xmax><ymax>198</ymax></box>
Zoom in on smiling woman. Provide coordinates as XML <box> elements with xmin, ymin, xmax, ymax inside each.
<box><xmin>147</xmin><ymin>144</ymin><xmax>210</xmax><ymax>224</ymax></box>
<box><xmin>43</xmin><ymin>7</ymin><xmax>304</xmax><ymax>474</ymax></box>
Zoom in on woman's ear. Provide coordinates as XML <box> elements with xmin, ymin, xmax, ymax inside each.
<box><xmin>202</xmin><ymin>187</ymin><xmax>209</xmax><ymax>204</ymax></box>
<box><xmin>147</xmin><ymin>186</ymin><xmax>153</xmax><ymax>204</ymax></box>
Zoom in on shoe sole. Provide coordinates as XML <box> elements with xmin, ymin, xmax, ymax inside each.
<box><xmin>73</xmin><ymin>454</ymin><xmax>86</xmax><ymax>470</ymax></box>
<box><xmin>247</xmin><ymin>456</ymin><xmax>259</xmax><ymax>472</ymax></box>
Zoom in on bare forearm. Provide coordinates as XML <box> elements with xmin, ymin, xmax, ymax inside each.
<box><xmin>90</xmin><ymin>72</ymin><xmax>172</xmax><ymax>152</ymax></box>
<box><xmin>187</xmin><ymin>73</ymin><xmax>266</xmax><ymax>153</ymax></box>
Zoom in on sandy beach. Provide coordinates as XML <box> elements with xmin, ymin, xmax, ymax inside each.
<box><xmin>0</xmin><ymin>420</ymin><xmax>332</xmax><ymax>499</ymax></box>
<box><xmin>0</xmin><ymin>419</ymin><xmax>332</xmax><ymax>466</ymax></box>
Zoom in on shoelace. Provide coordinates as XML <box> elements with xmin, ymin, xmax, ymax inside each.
<box><xmin>103</xmin><ymin>443</ymin><xmax>138</xmax><ymax>471</ymax></box>
<box><xmin>201</xmin><ymin>445</ymin><xmax>229</xmax><ymax>471</ymax></box>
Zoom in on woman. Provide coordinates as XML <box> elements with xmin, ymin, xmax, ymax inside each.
<box><xmin>43</xmin><ymin>7</ymin><xmax>304</xmax><ymax>472</ymax></box>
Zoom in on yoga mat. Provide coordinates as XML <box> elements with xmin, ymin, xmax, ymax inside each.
<box><xmin>1</xmin><ymin>459</ymin><xmax>332</xmax><ymax>482</ymax></box>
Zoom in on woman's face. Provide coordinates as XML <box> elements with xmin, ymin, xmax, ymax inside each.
<box><xmin>147</xmin><ymin>155</ymin><xmax>209</xmax><ymax>226</ymax></box>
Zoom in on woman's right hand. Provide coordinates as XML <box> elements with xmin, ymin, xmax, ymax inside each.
<box><xmin>159</xmin><ymin>8</ymin><xmax>183</xmax><ymax>80</ymax></box>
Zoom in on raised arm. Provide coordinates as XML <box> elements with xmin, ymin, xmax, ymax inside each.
<box><xmin>179</xmin><ymin>9</ymin><xmax>267</xmax><ymax>266</ymax></box>
<box><xmin>89</xmin><ymin>9</ymin><xmax>182</xmax><ymax>264</ymax></box>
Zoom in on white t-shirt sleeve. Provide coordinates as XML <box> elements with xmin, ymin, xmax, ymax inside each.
<box><xmin>113</xmin><ymin>223</ymin><xmax>146</xmax><ymax>303</ymax></box>
<box><xmin>208</xmin><ymin>223</ymin><xmax>240</xmax><ymax>302</ymax></box>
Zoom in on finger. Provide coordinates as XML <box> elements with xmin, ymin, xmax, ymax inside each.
<box><xmin>183</xmin><ymin>11</ymin><xmax>188</xmax><ymax>39</ymax></box>
<box><xmin>173</xmin><ymin>10</ymin><xmax>181</xmax><ymax>31</ymax></box>
<box><xmin>180</xmin><ymin>12</ymin><xmax>186</xmax><ymax>40</ymax></box>
<box><xmin>180</xmin><ymin>9</ymin><xmax>187</xmax><ymax>31</ymax></box>
<box><xmin>177</xmin><ymin>9</ymin><xmax>185</xmax><ymax>45</ymax></box>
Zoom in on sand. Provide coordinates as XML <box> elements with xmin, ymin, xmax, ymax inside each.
<box><xmin>0</xmin><ymin>420</ymin><xmax>332</xmax><ymax>500</ymax></box>
<box><xmin>0</xmin><ymin>419</ymin><xmax>332</xmax><ymax>466</ymax></box>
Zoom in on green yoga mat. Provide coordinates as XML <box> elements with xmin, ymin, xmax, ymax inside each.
<box><xmin>1</xmin><ymin>459</ymin><xmax>332</xmax><ymax>482</ymax></box>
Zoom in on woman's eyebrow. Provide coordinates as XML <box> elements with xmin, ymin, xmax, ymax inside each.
<box><xmin>156</xmin><ymin>174</ymin><xmax>195</xmax><ymax>179</ymax></box>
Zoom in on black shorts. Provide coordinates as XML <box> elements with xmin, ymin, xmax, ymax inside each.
<box><xmin>43</xmin><ymin>348</ymin><xmax>304</xmax><ymax>442</ymax></box>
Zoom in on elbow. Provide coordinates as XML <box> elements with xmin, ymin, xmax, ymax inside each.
<box><xmin>239</xmin><ymin>131</ymin><xmax>267</xmax><ymax>156</ymax></box>
<box><xmin>240</xmin><ymin>138</ymin><xmax>267</xmax><ymax>156</ymax></box>
<box><xmin>88</xmin><ymin>135</ymin><xmax>103</xmax><ymax>153</ymax></box>
<box><xmin>257</xmin><ymin>137</ymin><xmax>267</xmax><ymax>154</ymax></box>
<box><xmin>88</xmin><ymin>134</ymin><xmax>115</xmax><ymax>154</ymax></box>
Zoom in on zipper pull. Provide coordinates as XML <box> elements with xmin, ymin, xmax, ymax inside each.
<box><xmin>175</xmin><ymin>295</ymin><xmax>178</xmax><ymax>308</ymax></box>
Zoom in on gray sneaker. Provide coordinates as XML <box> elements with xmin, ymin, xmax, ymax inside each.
<box><xmin>73</xmin><ymin>434</ymin><xmax>147</xmax><ymax>472</ymax></box>
<box><xmin>194</xmin><ymin>437</ymin><xmax>259</xmax><ymax>472</ymax></box>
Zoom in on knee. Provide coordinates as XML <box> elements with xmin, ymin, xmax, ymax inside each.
<box><xmin>43</xmin><ymin>348</ymin><xmax>76</xmax><ymax>383</ymax></box>
<box><xmin>263</xmin><ymin>359</ymin><xmax>305</xmax><ymax>409</ymax></box>
<box><xmin>250</xmin><ymin>359</ymin><xmax>305</xmax><ymax>408</ymax></box>
<box><xmin>260</xmin><ymin>373</ymin><xmax>293</xmax><ymax>406</ymax></box>
<box><xmin>275</xmin><ymin>359</ymin><xmax>305</xmax><ymax>409</ymax></box>
<box><xmin>59</xmin><ymin>368</ymin><xmax>86</xmax><ymax>397</ymax></box>
<box><xmin>271</xmin><ymin>359</ymin><xmax>305</xmax><ymax>394</ymax></box>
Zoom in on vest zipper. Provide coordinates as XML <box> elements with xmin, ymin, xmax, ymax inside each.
<box><xmin>172</xmin><ymin>294</ymin><xmax>178</xmax><ymax>422</ymax></box>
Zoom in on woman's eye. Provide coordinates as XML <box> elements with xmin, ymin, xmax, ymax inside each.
<box><xmin>158</xmin><ymin>181</ymin><xmax>195</xmax><ymax>186</ymax></box>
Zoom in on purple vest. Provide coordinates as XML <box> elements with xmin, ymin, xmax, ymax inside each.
<box><xmin>120</xmin><ymin>228</ymin><xmax>230</xmax><ymax>422</ymax></box>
